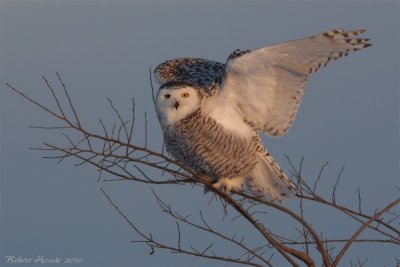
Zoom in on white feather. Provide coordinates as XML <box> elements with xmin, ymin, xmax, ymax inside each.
<box><xmin>204</xmin><ymin>93</ymin><xmax>254</xmax><ymax>138</ymax></box>
<box><xmin>246</xmin><ymin>152</ymin><xmax>295</xmax><ymax>201</ymax></box>
<box><xmin>215</xmin><ymin>28</ymin><xmax>369</xmax><ymax>136</ymax></box>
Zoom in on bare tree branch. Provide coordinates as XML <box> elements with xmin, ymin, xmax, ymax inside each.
<box><xmin>4</xmin><ymin>75</ymin><xmax>399</xmax><ymax>267</ymax></box>
<box><xmin>332</xmin><ymin>198</ymin><xmax>400</xmax><ymax>266</ymax></box>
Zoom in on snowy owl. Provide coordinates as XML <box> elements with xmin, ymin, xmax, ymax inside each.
<box><xmin>154</xmin><ymin>28</ymin><xmax>371</xmax><ymax>201</ymax></box>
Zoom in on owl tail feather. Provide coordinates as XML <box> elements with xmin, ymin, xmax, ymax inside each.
<box><xmin>245</xmin><ymin>151</ymin><xmax>296</xmax><ymax>201</ymax></box>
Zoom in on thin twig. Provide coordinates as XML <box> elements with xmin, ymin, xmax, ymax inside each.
<box><xmin>332</xmin><ymin>198</ymin><xmax>400</xmax><ymax>266</ymax></box>
<box><xmin>332</xmin><ymin>165</ymin><xmax>345</xmax><ymax>204</ymax></box>
<box><xmin>149</xmin><ymin>67</ymin><xmax>156</xmax><ymax>105</ymax></box>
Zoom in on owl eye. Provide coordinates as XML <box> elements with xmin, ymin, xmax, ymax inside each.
<box><xmin>164</xmin><ymin>94</ymin><xmax>171</xmax><ymax>99</ymax></box>
<box><xmin>181</xmin><ymin>93</ymin><xmax>190</xmax><ymax>98</ymax></box>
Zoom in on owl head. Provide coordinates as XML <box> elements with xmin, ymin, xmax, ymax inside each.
<box><xmin>155</xmin><ymin>81</ymin><xmax>202</xmax><ymax>128</ymax></box>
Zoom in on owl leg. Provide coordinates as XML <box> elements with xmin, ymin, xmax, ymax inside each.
<box><xmin>212</xmin><ymin>176</ymin><xmax>244</xmax><ymax>193</ymax></box>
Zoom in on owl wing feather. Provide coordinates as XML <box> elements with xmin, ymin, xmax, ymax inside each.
<box><xmin>153</xmin><ymin>58</ymin><xmax>224</xmax><ymax>95</ymax></box>
<box><xmin>213</xmin><ymin>28</ymin><xmax>371</xmax><ymax>136</ymax></box>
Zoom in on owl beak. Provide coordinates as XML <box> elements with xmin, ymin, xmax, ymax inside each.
<box><xmin>174</xmin><ymin>101</ymin><xmax>180</xmax><ymax>110</ymax></box>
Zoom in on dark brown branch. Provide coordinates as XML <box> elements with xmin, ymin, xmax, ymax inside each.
<box><xmin>151</xmin><ymin>190</ymin><xmax>273</xmax><ymax>266</ymax></box>
<box><xmin>233</xmin><ymin>190</ymin><xmax>330</xmax><ymax>266</ymax></box>
<box><xmin>5</xmin><ymin>76</ymin><xmax>399</xmax><ymax>267</ymax></box>
<box><xmin>282</xmin><ymin>238</ymin><xmax>398</xmax><ymax>245</ymax></box>
<box><xmin>101</xmin><ymin>188</ymin><xmax>264</xmax><ymax>267</ymax></box>
<box><xmin>312</xmin><ymin>161</ymin><xmax>329</xmax><ymax>193</ymax></box>
<box><xmin>215</xmin><ymin>190</ymin><xmax>311</xmax><ymax>266</ymax></box>
<box><xmin>332</xmin><ymin>165</ymin><xmax>345</xmax><ymax>204</ymax></box>
<box><xmin>332</xmin><ymin>198</ymin><xmax>400</xmax><ymax>266</ymax></box>
<box><xmin>299</xmin><ymin>194</ymin><xmax>400</xmax><ymax>242</ymax></box>
<box><xmin>149</xmin><ymin>67</ymin><xmax>156</xmax><ymax>105</ymax></box>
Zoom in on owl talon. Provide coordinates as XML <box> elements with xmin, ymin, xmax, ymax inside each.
<box><xmin>212</xmin><ymin>177</ymin><xmax>243</xmax><ymax>193</ymax></box>
<box><xmin>212</xmin><ymin>182</ymin><xmax>230</xmax><ymax>193</ymax></box>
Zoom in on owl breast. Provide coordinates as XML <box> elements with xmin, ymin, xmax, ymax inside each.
<box><xmin>164</xmin><ymin>108</ymin><xmax>258</xmax><ymax>180</ymax></box>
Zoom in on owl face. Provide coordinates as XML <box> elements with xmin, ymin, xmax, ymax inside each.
<box><xmin>155</xmin><ymin>86</ymin><xmax>200</xmax><ymax>127</ymax></box>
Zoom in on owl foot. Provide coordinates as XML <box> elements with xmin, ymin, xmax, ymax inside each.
<box><xmin>212</xmin><ymin>177</ymin><xmax>244</xmax><ymax>193</ymax></box>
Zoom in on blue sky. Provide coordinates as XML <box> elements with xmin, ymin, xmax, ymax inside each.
<box><xmin>1</xmin><ymin>1</ymin><xmax>399</xmax><ymax>266</ymax></box>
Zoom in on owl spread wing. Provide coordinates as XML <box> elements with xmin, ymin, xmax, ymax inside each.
<box><xmin>154</xmin><ymin>58</ymin><xmax>225</xmax><ymax>95</ymax></box>
<box><xmin>212</xmin><ymin>28</ymin><xmax>371</xmax><ymax>136</ymax></box>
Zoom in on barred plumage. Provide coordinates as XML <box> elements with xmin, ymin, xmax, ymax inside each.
<box><xmin>154</xmin><ymin>28</ymin><xmax>371</xmax><ymax>200</ymax></box>
<box><xmin>154</xmin><ymin>58</ymin><xmax>224</xmax><ymax>95</ymax></box>
<box><xmin>164</xmin><ymin>108</ymin><xmax>258</xmax><ymax>180</ymax></box>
